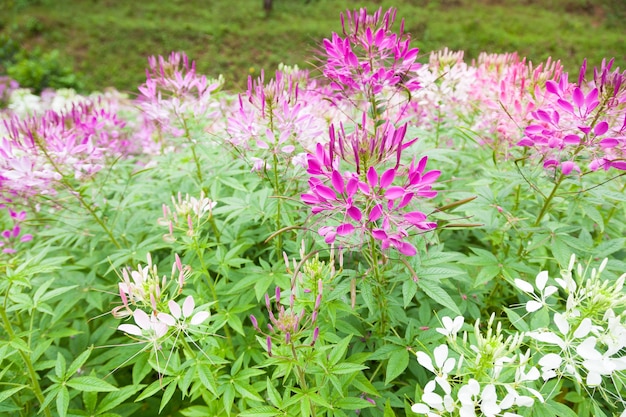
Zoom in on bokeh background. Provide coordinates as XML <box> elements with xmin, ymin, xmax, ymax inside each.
<box><xmin>1</xmin><ymin>0</ymin><xmax>625</xmax><ymax>94</ymax></box>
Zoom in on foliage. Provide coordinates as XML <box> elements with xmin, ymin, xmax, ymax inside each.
<box><xmin>1</xmin><ymin>6</ymin><xmax>625</xmax><ymax>417</ymax></box>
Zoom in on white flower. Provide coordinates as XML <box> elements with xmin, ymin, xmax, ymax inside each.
<box><xmin>537</xmin><ymin>353</ymin><xmax>562</xmax><ymax>380</ymax></box>
<box><xmin>436</xmin><ymin>316</ymin><xmax>465</xmax><ymax>338</ymax></box>
<box><xmin>157</xmin><ymin>295</ymin><xmax>210</xmax><ymax>327</ymax></box>
<box><xmin>416</xmin><ymin>344</ymin><xmax>455</xmax><ymax>394</ymax></box>
<box><xmin>457</xmin><ymin>379</ymin><xmax>480</xmax><ymax>417</ymax></box>
<box><xmin>515</xmin><ymin>270</ymin><xmax>557</xmax><ymax>312</ymax></box>
<box><xmin>577</xmin><ymin>336</ymin><xmax>626</xmax><ymax>387</ymax></box>
<box><xmin>118</xmin><ymin>309</ymin><xmax>169</xmax><ymax>342</ymax></box>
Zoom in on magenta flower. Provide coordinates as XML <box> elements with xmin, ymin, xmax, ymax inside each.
<box><xmin>302</xmin><ymin>154</ymin><xmax>439</xmax><ymax>256</ymax></box>
<box><xmin>0</xmin><ymin>207</ymin><xmax>33</xmax><ymax>254</ymax></box>
<box><xmin>517</xmin><ymin>59</ymin><xmax>626</xmax><ymax>174</ymax></box>
<box><xmin>323</xmin><ymin>7</ymin><xmax>421</xmax><ymax>95</ymax></box>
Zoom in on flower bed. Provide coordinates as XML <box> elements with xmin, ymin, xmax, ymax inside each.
<box><xmin>1</xmin><ymin>7</ymin><xmax>625</xmax><ymax>417</ymax></box>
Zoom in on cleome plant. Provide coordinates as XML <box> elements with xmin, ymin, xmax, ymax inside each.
<box><xmin>0</xmin><ymin>7</ymin><xmax>625</xmax><ymax>417</ymax></box>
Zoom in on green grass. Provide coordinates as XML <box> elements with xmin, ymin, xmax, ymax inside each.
<box><xmin>2</xmin><ymin>0</ymin><xmax>625</xmax><ymax>94</ymax></box>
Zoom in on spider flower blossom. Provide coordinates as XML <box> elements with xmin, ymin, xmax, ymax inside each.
<box><xmin>302</xmin><ymin>140</ymin><xmax>439</xmax><ymax>255</ymax></box>
<box><xmin>225</xmin><ymin>68</ymin><xmax>329</xmax><ymax>170</ymax></box>
<box><xmin>323</xmin><ymin>7</ymin><xmax>421</xmax><ymax>95</ymax></box>
<box><xmin>138</xmin><ymin>52</ymin><xmax>223</xmax><ymax>139</ymax></box>
<box><xmin>0</xmin><ymin>99</ymin><xmax>132</xmax><ymax>201</ymax></box>
<box><xmin>517</xmin><ymin>58</ymin><xmax>626</xmax><ymax>174</ymax></box>
<box><xmin>112</xmin><ymin>253</ymin><xmax>191</xmax><ymax>318</ymax></box>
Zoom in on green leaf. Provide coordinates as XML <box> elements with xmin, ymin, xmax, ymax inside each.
<box><xmin>419</xmin><ymin>278</ymin><xmax>461</xmax><ymax>315</ymax></box>
<box><xmin>330</xmin><ymin>362</ymin><xmax>367</xmax><ymax>375</ymax></box>
<box><xmin>159</xmin><ymin>379</ymin><xmax>178</xmax><ymax>413</ymax></box>
<box><xmin>56</xmin><ymin>386</ymin><xmax>69</xmax><ymax>417</ymax></box>
<box><xmin>402</xmin><ymin>279</ymin><xmax>418</xmax><ymax>308</ymax></box>
<box><xmin>233</xmin><ymin>382</ymin><xmax>263</xmax><ymax>402</ymax></box>
<box><xmin>385</xmin><ymin>348</ymin><xmax>409</xmax><ymax>385</ymax></box>
<box><xmin>238</xmin><ymin>406</ymin><xmax>281</xmax><ymax>417</ymax></box>
<box><xmin>383</xmin><ymin>399</ymin><xmax>395</xmax><ymax>417</ymax></box>
<box><xmin>55</xmin><ymin>352</ymin><xmax>67</xmax><ymax>379</ymax></box>
<box><xmin>136</xmin><ymin>377</ymin><xmax>174</xmax><ymax>402</ymax></box>
<box><xmin>196</xmin><ymin>363</ymin><xmax>218</xmax><ymax>396</ymax></box>
<box><xmin>179</xmin><ymin>406</ymin><xmax>211</xmax><ymax>417</ymax></box>
<box><xmin>265</xmin><ymin>378</ymin><xmax>282</xmax><ymax>408</ymax></box>
<box><xmin>83</xmin><ymin>390</ymin><xmax>97</xmax><ymax>414</ymax></box>
<box><xmin>67</xmin><ymin>347</ymin><xmax>92</xmax><ymax>377</ymax></box>
<box><xmin>503</xmin><ymin>307</ymin><xmax>530</xmax><ymax>332</ymax></box>
<box><xmin>327</xmin><ymin>335</ymin><xmax>352</xmax><ymax>366</ymax></box>
<box><xmin>97</xmin><ymin>385</ymin><xmax>144</xmax><ymax>414</ymax></box>
<box><xmin>546</xmin><ymin>400</ymin><xmax>578</xmax><ymax>417</ymax></box>
<box><xmin>67</xmin><ymin>376</ymin><xmax>118</xmax><ymax>392</ymax></box>
<box><xmin>0</xmin><ymin>386</ymin><xmax>26</xmax><ymax>404</ymax></box>
<box><xmin>335</xmin><ymin>397</ymin><xmax>376</xmax><ymax>410</ymax></box>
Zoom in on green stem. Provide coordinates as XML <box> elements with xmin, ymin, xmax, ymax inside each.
<box><xmin>272</xmin><ymin>153</ymin><xmax>283</xmax><ymax>258</ymax></box>
<box><xmin>290</xmin><ymin>344</ymin><xmax>316</xmax><ymax>417</ymax></box>
<box><xmin>193</xmin><ymin>240</ymin><xmax>233</xmax><ymax>351</ymax></box>
<box><xmin>533</xmin><ymin>174</ymin><xmax>564</xmax><ymax>227</ymax></box>
<box><xmin>517</xmin><ymin>174</ymin><xmax>564</xmax><ymax>258</ymax></box>
<box><xmin>181</xmin><ymin>118</ymin><xmax>204</xmax><ymax>186</ymax></box>
<box><xmin>1</xmin><ymin>285</ymin><xmax>52</xmax><ymax>417</ymax></box>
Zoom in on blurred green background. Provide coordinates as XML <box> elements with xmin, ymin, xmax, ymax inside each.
<box><xmin>1</xmin><ymin>0</ymin><xmax>625</xmax><ymax>95</ymax></box>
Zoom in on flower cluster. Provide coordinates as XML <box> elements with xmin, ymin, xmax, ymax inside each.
<box><xmin>517</xmin><ymin>59</ymin><xmax>626</xmax><ymax>174</ymax></box>
<box><xmin>112</xmin><ymin>253</ymin><xmax>191</xmax><ymax>319</ymax></box>
<box><xmin>114</xmin><ymin>253</ymin><xmax>209</xmax><ymax>347</ymax></box>
<box><xmin>251</xmin><ymin>280</ymin><xmax>322</xmax><ymax>356</ymax></box>
<box><xmin>138</xmin><ymin>51</ymin><xmax>224</xmax><ymax>141</ymax></box>
<box><xmin>0</xmin><ymin>98</ymin><xmax>132</xmax><ymax>202</ymax></box>
<box><xmin>519</xmin><ymin>255</ymin><xmax>626</xmax><ymax>395</ymax></box>
<box><xmin>323</xmin><ymin>7</ymin><xmax>421</xmax><ymax>96</ymax></box>
<box><xmin>302</xmin><ymin>128</ymin><xmax>439</xmax><ymax>256</ymax></box>
<box><xmin>302</xmin><ymin>7</ymin><xmax>439</xmax><ymax>257</ymax></box>
<box><xmin>157</xmin><ymin>191</ymin><xmax>217</xmax><ymax>242</ymax></box>
<box><xmin>225</xmin><ymin>67</ymin><xmax>331</xmax><ymax>173</ymax></box>
<box><xmin>413</xmin><ymin>314</ymin><xmax>543</xmax><ymax>417</ymax></box>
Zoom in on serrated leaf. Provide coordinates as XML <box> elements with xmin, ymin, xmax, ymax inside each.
<box><xmin>67</xmin><ymin>347</ymin><xmax>92</xmax><ymax>377</ymax></box>
<box><xmin>159</xmin><ymin>379</ymin><xmax>178</xmax><ymax>412</ymax></box>
<box><xmin>56</xmin><ymin>386</ymin><xmax>69</xmax><ymax>417</ymax></box>
<box><xmin>331</xmin><ymin>362</ymin><xmax>367</xmax><ymax>375</ymax></box>
<box><xmin>335</xmin><ymin>397</ymin><xmax>376</xmax><ymax>410</ymax></box>
<box><xmin>385</xmin><ymin>348</ymin><xmax>409</xmax><ymax>385</ymax></box>
<box><xmin>238</xmin><ymin>406</ymin><xmax>281</xmax><ymax>417</ymax></box>
<box><xmin>402</xmin><ymin>279</ymin><xmax>418</xmax><ymax>308</ymax></box>
<box><xmin>55</xmin><ymin>352</ymin><xmax>66</xmax><ymax>379</ymax></box>
<box><xmin>97</xmin><ymin>385</ymin><xmax>145</xmax><ymax>414</ymax></box>
<box><xmin>328</xmin><ymin>335</ymin><xmax>352</xmax><ymax>365</ymax></box>
<box><xmin>67</xmin><ymin>376</ymin><xmax>118</xmax><ymax>392</ymax></box>
<box><xmin>419</xmin><ymin>278</ymin><xmax>461</xmax><ymax>315</ymax></box>
<box><xmin>196</xmin><ymin>363</ymin><xmax>217</xmax><ymax>395</ymax></box>
<box><xmin>0</xmin><ymin>386</ymin><xmax>26</xmax><ymax>403</ymax></box>
<box><xmin>266</xmin><ymin>378</ymin><xmax>282</xmax><ymax>408</ymax></box>
<box><xmin>136</xmin><ymin>377</ymin><xmax>174</xmax><ymax>402</ymax></box>
<box><xmin>234</xmin><ymin>382</ymin><xmax>263</xmax><ymax>401</ymax></box>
